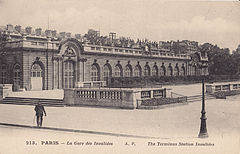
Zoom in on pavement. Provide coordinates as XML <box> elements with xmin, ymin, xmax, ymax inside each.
<box><xmin>1</xmin><ymin>83</ymin><xmax>240</xmax><ymax>154</ymax></box>
<box><xmin>5</xmin><ymin>83</ymin><xmax>203</xmax><ymax>100</ymax></box>
<box><xmin>0</xmin><ymin>93</ymin><xmax>240</xmax><ymax>154</ymax></box>
<box><xmin>7</xmin><ymin>89</ymin><xmax>64</xmax><ymax>99</ymax></box>
<box><xmin>1</xmin><ymin>96</ymin><xmax>240</xmax><ymax>139</ymax></box>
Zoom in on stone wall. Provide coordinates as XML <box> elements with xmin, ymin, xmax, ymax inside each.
<box><xmin>63</xmin><ymin>87</ymin><xmax>166</xmax><ymax>109</ymax></box>
<box><xmin>139</xmin><ymin>97</ymin><xmax>187</xmax><ymax>106</ymax></box>
<box><xmin>22</xmin><ymin>50</ymin><xmax>54</xmax><ymax>90</ymax></box>
<box><xmin>64</xmin><ymin>88</ymin><xmax>136</xmax><ymax>109</ymax></box>
<box><xmin>0</xmin><ymin>84</ymin><xmax>13</xmax><ymax>99</ymax></box>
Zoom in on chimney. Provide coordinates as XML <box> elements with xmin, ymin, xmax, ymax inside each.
<box><xmin>45</xmin><ymin>29</ymin><xmax>51</xmax><ymax>37</ymax></box>
<box><xmin>51</xmin><ymin>30</ymin><xmax>57</xmax><ymax>37</ymax></box>
<box><xmin>35</xmin><ymin>28</ymin><xmax>42</xmax><ymax>36</ymax></box>
<box><xmin>59</xmin><ymin>32</ymin><xmax>66</xmax><ymax>38</ymax></box>
<box><xmin>7</xmin><ymin>24</ymin><xmax>14</xmax><ymax>32</ymax></box>
<box><xmin>66</xmin><ymin>32</ymin><xmax>71</xmax><ymax>38</ymax></box>
<box><xmin>25</xmin><ymin>26</ymin><xmax>32</xmax><ymax>34</ymax></box>
<box><xmin>75</xmin><ymin>34</ymin><xmax>81</xmax><ymax>39</ymax></box>
<box><xmin>15</xmin><ymin>25</ymin><xmax>21</xmax><ymax>33</ymax></box>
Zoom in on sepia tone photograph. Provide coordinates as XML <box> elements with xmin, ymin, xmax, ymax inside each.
<box><xmin>0</xmin><ymin>0</ymin><xmax>239</xmax><ymax>153</ymax></box>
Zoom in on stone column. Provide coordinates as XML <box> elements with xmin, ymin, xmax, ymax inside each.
<box><xmin>78</xmin><ymin>58</ymin><xmax>87</xmax><ymax>82</ymax></box>
<box><xmin>77</xmin><ymin>61</ymin><xmax>80</xmax><ymax>82</ymax></box>
<box><xmin>59</xmin><ymin>58</ymin><xmax>63</xmax><ymax>89</ymax></box>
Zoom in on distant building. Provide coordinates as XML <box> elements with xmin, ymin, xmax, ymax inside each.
<box><xmin>0</xmin><ymin>24</ymin><xmax>208</xmax><ymax>91</ymax></box>
<box><xmin>179</xmin><ymin>40</ymin><xmax>199</xmax><ymax>54</ymax></box>
<box><xmin>158</xmin><ymin>41</ymin><xmax>172</xmax><ymax>52</ymax></box>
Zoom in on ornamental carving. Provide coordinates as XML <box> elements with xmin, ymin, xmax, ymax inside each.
<box><xmin>63</xmin><ymin>47</ymin><xmax>76</xmax><ymax>57</ymax></box>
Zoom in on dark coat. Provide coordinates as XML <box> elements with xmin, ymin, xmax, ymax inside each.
<box><xmin>34</xmin><ymin>104</ymin><xmax>46</xmax><ymax>116</ymax></box>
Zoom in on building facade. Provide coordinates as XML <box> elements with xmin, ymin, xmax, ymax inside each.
<box><xmin>0</xmin><ymin>24</ymin><xmax>208</xmax><ymax>91</ymax></box>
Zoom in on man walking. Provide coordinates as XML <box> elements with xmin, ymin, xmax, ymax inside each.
<box><xmin>34</xmin><ymin>100</ymin><xmax>47</xmax><ymax>127</ymax></box>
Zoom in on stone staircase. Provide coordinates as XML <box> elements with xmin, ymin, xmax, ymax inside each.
<box><xmin>2</xmin><ymin>97</ymin><xmax>64</xmax><ymax>107</ymax></box>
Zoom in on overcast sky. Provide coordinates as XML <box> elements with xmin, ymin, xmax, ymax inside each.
<box><xmin>0</xmin><ymin>0</ymin><xmax>239</xmax><ymax>51</ymax></box>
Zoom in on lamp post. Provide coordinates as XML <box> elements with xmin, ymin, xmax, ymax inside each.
<box><xmin>46</xmin><ymin>39</ymin><xmax>49</xmax><ymax>90</ymax></box>
<box><xmin>198</xmin><ymin>78</ymin><xmax>208</xmax><ymax>138</ymax></box>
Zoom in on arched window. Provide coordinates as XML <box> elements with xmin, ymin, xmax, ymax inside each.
<box><xmin>167</xmin><ymin>66</ymin><xmax>173</xmax><ymax>76</ymax></box>
<box><xmin>134</xmin><ymin>65</ymin><xmax>141</xmax><ymax>77</ymax></box>
<box><xmin>103</xmin><ymin>64</ymin><xmax>111</xmax><ymax>81</ymax></box>
<box><xmin>180</xmin><ymin>66</ymin><xmax>185</xmax><ymax>76</ymax></box>
<box><xmin>159</xmin><ymin>66</ymin><xmax>166</xmax><ymax>76</ymax></box>
<box><xmin>152</xmin><ymin>65</ymin><xmax>158</xmax><ymax>76</ymax></box>
<box><xmin>1</xmin><ymin>64</ymin><xmax>7</xmax><ymax>84</ymax></box>
<box><xmin>13</xmin><ymin>64</ymin><xmax>21</xmax><ymax>89</ymax></box>
<box><xmin>31</xmin><ymin>63</ymin><xmax>42</xmax><ymax>77</ymax></box>
<box><xmin>64</xmin><ymin>61</ymin><xmax>74</xmax><ymax>88</ymax></box>
<box><xmin>174</xmin><ymin>66</ymin><xmax>179</xmax><ymax>76</ymax></box>
<box><xmin>114</xmin><ymin>65</ymin><xmax>122</xmax><ymax>77</ymax></box>
<box><xmin>144</xmin><ymin>65</ymin><xmax>150</xmax><ymax>76</ymax></box>
<box><xmin>91</xmin><ymin>64</ymin><xmax>100</xmax><ymax>81</ymax></box>
<box><xmin>125</xmin><ymin>65</ymin><xmax>132</xmax><ymax>77</ymax></box>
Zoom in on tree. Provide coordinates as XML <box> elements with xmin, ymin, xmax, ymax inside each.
<box><xmin>199</xmin><ymin>43</ymin><xmax>237</xmax><ymax>75</ymax></box>
<box><xmin>0</xmin><ymin>31</ymin><xmax>8</xmax><ymax>54</ymax></box>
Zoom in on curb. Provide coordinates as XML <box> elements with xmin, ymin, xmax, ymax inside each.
<box><xmin>0</xmin><ymin>122</ymin><xmax>159</xmax><ymax>139</ymax></box>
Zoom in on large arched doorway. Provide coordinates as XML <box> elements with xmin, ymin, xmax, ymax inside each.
<box><xmin>143</xmin><ymin>65</ymin><xmax>150</xmax><ymax>76</ymax></box>
<box><xmin>174</xmin><ymin>66</ymin><xmax>179</xmax><ymax>76</ymax></box>
<box><xmin>103</xmin><ymin>64</ymin><xmax>112</xmax><ymax>85</ymax></box>
<box><xmin>152</xmin><ymin>65</ymin><xmax>158</xmax><ymax>76</ymax></box>
<box><xmin>63</xmin><ymin>61</ymin><xmax>75</xmax><ymax>88</ymax></box>
<box><xmin>134</xmin><ymin>65</ymin><xmax>141</xmax><ymax>77</ymax></box>
<box><xmin>114</xmin><ymin>64</ymin><xmax>123</xmax><ymax>77</ymax></box>
<box><xmin>159</xmin><ymin>65</ymin><xmax>166</xmax><ymax>76</ymax></box>
<box><xmin>125</xmin><ymin>64</ymin><xmax>132</xmax><ymax>77</ymax></box>
<box><xmin>91</xmin><ymin>63</ymin><xmax>100</xmax><ymax>81</ymax></box>
<box><xmin>180</xmin><ymin>66</ymin><xmax>185</xmax><ymax>76</ymax></box>
<box><xmin>167</xmin><ymin>66</ymin><xmax>173</xmax><ymax>76</ymax></box>
<box><xmin>31</xmin><ymin>63</ymin><xmax>43</xmax><ymax>90</ymax></box>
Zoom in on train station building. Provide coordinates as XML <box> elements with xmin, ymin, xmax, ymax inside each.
<box><xmin>0</xmin><ymin>24</ymin><xmax>208</xmax><ymax>91</ymax></box>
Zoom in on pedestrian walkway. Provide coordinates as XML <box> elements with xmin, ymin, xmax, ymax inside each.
<box><xmin>6</xmin><ymin>83</ymin><xmax>203</xmax><ymax>100</ymax></box>
<box><xmin>0</xmin><ymin>94</ymin><xmax>239</xmax><ymax>139</ymax></box>
<box><xmin>8</xmin><ymin>89</ymin><xmax>64</xmax><ymax>99</ymax></box>
<box><xmin>0</xmin><ymin>122</ymin><xmax>157</xmax><ymax>139</ymax></box>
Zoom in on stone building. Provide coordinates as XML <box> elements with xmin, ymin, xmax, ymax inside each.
<box><xmin>0</xmin><ymin>24</ymin><xmax>208</xmax><ymax>91</ymax></box>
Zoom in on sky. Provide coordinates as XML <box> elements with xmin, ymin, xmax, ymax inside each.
<box><xmin>0</xmin><ymin>0</ymin><xmax>239</xmax><ymax>51</ymax></box>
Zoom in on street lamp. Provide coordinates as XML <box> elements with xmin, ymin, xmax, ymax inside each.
<box><xmin>198</xmin><ymin>78</ymin><xmax>208</xmax><ymax>138</ymax></box>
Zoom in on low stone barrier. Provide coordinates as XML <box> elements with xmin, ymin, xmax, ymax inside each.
<box><xmin>0</xmin><ymin>84</ymin><xmax>13</xmax><ymax>101</ymax></box>
<box><xmin>138</xmin><ymin>96</ymin><xmax>187</xmax><ymax>107</ymax></box>
<box><xmin>63</xmin><ymin>87</ymin><xmax>167</xmax><ymax>109</ymax></box>
<box><xmin>214</xmin><ymin>90</ymin><xmax>240</xmax><ymax>99</ymax></box>
<box><xmin>64</xmin><ymin>88</ymin><xmax>136</xmax><ymax>109</ymax></box>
